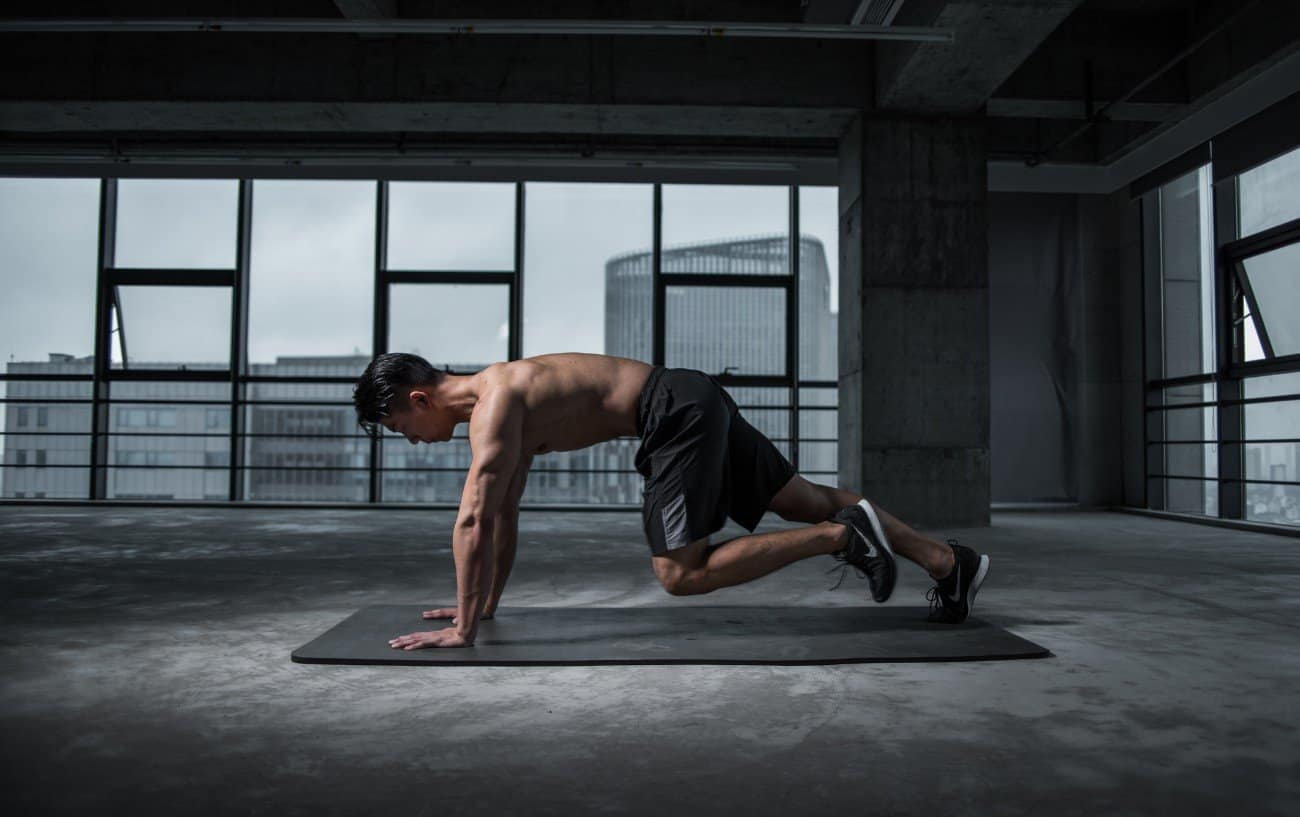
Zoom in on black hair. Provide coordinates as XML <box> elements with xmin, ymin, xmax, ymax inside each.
<box><xmin>353</xmin><ymin>352</ymin><xmax>447</xmax><ymax>435</ymax></box>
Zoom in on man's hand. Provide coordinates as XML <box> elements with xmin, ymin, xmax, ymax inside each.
<box><xmin>422</xmin><ymin>606</ymin><xmax>494</xmax><ymax>624</ymax></box>
<box><xmin>388</xmin><ymin>627</ymin><xmax>473</xmax><ymax>650</ymax></box>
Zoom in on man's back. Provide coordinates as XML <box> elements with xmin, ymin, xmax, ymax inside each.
<box><xmin>487</xmin><ymin>352</ymin><xmax>654</xmax><ymax>455</ymax></box>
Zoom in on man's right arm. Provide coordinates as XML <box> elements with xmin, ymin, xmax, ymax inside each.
<box><xmin>427</xmin><ymin>451</ymin><xmax>532</xmax><ymax>623</ymax></box>
<box><xmin>484</xmin><ymin>452</ymin><xmax>533</xmax><ymax>615</ymax></box>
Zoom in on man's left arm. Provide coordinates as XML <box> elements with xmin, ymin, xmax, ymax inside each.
<box><xmin>388</xmin><ymin>385</ymin><xmax>522</xmax><ymax>651</ymax></box>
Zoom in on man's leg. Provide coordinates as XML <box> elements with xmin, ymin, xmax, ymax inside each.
<box><xmin>651</xmin><ymin>522</ymin><xmax>850</xmax><ymax>596</ymax></box>
<box><xmin>767</xmin><ymin>475</ymin><xmax>955</xmax><ymax>581</ymax></box>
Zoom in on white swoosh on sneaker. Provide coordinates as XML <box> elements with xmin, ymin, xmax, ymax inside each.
<box><xmin>945</xmin><ymin>563</ymin><xmax>962</xmax><ymax>602</ymax></box>
<box><xmin>854</xmin><ymin>528</ymin><xmax>878</xmax><ymax>558</ymax></box>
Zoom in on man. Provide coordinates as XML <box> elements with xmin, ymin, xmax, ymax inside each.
<box><xmin>352</xmin><ymin>351</ymin><xmax>990</xmax><ymax>650</ymax></box>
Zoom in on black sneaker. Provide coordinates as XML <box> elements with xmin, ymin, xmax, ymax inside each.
<box><xmin>826</xmin><ymin>500</ymin><xmax>897</xmax><ymax>603</ymax></box>
<box><xmin>926</xmin><ymin>539</ymin><xmax>990</xmax><ymax>624</ymax></box>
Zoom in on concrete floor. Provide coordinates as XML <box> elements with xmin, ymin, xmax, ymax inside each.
<box><xmin>1</xmin><ymin>506</ymin><xmax>1296</xmax><ymax>816</ymax></box>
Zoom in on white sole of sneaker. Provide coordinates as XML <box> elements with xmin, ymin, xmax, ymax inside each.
<box><xmin>967</xmin><ymin>554</ymin><xmax>990</xmax><ymax>615</ymax></box>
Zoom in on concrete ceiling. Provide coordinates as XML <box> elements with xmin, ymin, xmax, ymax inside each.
<box><xmin>0</xmin><ymin>0</ymin><xmax>1297</xmax><ymax>187</ymax></box>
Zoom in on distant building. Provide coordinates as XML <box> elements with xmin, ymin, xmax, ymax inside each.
<box><xmin>2</xmin><ymin>235</ymin><xmax>847</xmax><ymax>505</ymax></box>
<box><xmin>605</xmin><ymin>234</ymin><xmax>839</xmax><ymax>476</ymax></box>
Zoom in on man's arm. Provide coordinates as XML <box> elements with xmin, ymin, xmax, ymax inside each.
<box><xmin>448</xmin><ymin>385</ymin><xmax>524</xmax><ymax>643</ymax></box>
<box><xmin>483</xmin><ymin>452</ymin><xmax>534</xmax><ymax>616</ymax></box>
<box><xmin>388</xmin><ymin>382</ymin><xmax>523</xmax><ymax>651</ymax></box>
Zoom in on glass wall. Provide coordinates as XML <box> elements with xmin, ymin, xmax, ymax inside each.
<box><xmin>1</xmin><ymin>179</ymin><xmax>840</xmax><ymax>506</ymax></box>
<box><xmin>1146</xmin><ymin>147</ymin><xmax>1300</xmax><ymax>527</ymax></box>
<box><xmin>0</xmin><ymin>178</ymin><xmax>99</xmax><ymax>498</ymax></box>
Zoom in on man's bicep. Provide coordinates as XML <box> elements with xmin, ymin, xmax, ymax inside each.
<box><xmin>458</xmin><ymin>390</ymin><xmax>524</xmax><ymax>525</ymax></box>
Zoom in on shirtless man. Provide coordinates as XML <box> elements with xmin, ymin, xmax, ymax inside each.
<box><xmin>352</xmin><ymin>351</ymin><xmax>990</xmax><ymax>650</ymax></box>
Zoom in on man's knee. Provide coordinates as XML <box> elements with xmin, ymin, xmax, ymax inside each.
<box><xmin>656</xmin><ymin>566</ymin><xmax>710</xmax><ymax>596</ymax></box>
<box><xmin>651</xmin><ymin>540</ymin><xmax>712</xmax><ymax>595</ymax></box>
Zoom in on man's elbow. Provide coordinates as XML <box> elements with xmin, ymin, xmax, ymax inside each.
<box><xmin>457</xmin><ymin>514</ymin><xmax>497</xmax><ymax>535</ymax></box>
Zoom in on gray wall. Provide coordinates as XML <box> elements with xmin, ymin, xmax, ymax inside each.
<box><xmin>987</xmin><ymin>189</ymin><xmax>1142</xmax><ymax>506</ymax></box>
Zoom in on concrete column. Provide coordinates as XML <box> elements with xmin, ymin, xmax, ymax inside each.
<box><xmin>837</xmin><ymin>114</ymin><xmax>990</xmax><ymax>527</ymax></box>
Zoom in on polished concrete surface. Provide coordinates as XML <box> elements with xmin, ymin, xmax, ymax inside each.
<box><xmin>1</xmin><ymin>506</ymin><xmax>1296</xmax><ymax>816</ymax></box>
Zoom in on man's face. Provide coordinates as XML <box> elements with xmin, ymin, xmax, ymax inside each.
<box><xmin>381</xmin><ymin>390</ymin><xmax>452</xmax><ymax>445</ymax></box>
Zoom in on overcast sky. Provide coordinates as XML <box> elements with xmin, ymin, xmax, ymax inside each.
<box><xmin>1</xmin><ymin>178</ymin><xmax>839</xmax><ymax>373</ymax></box>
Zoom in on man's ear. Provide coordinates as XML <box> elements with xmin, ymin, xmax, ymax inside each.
<box><xmin>407</xmin><ymin>389</ymin><xmax>431</xmax><ymax>410</ymax></box>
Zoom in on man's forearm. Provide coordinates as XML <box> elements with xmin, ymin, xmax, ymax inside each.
<box><xmin>485</xmin><ymin>511</ymin><xmax>519</xmax><ymax>613</ymax></box>
<box><xmin>451</xmin><ymin>517</ymin><xmax>495</xmax><ymax>642</ymax></box>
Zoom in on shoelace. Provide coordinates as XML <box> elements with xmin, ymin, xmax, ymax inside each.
<box><xmin>824</xmin><ymin>555</ymin><xmax>866</xmax><ymax>591</ymax></box>
<box><xmin>926</xmin><ymin>585</ymin><xmax>945</xmax><ymax>619</ymax></box>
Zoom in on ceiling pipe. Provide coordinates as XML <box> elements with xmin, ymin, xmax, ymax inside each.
<box><xmin>0</xmin><ymin>17</ymin><xmax>954</xmax><ymax>42</ymax></box>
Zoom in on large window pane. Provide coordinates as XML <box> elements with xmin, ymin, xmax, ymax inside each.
<box><xmin>105</xmin><ymin>381</ymin><xmax>231</xmax><ymax>500</ymax></box>
<box><xmin>388</xmin><ymin>284</ymin><xmax>508</xmax><ymax>370</ymax></box>
<box><xmin>1159</xmin><ymin>167</ymin><xmax>1215</xmax><ymax>379</ymax></box>
<box><xmin>1243</xmin><ymin>397</ymin><xmax>1299</xmax><ymax>526</ymax></box>
<box><xmin>1244</xmin><ymin>372</ymin><xmax>1300</xmax><ymax>400</ymax></box>
<box><xmin>249</xmin><ymin>180</ymin><xmax>375</xmax><ymax>365</ymax></box>
<box><xmin>110</xmin><ymin>287</ymin><xmax>231</xmax><ymax>369</ymax></box>
<box><xmin>115</xmin><ymin>179</ymin><xmax>239</xmax><ymax>269</ymax></box>
<box><xmin>1238</xmin><ymin>242</ymin><xmax>1300</xmax><ymax>358</ymax></box>
<box><xmin>387</xmin><ymin>182</ymin><xmax>515</xmax><ymax>271</ymax></box>
<box><xmin>0</xmin><ymin>178</ymin><xmax>99</xmax><ymax>370</ymax></box>
<box><xmin>1245</xmin><ymin>483</ymin><xmax>1300</xmax><ymax>525</ymax></box>
<box><xmin>1239</xmin><ymin>145</ymin><xmax>1300</xmax><ymax>238</ymax></box>
<box><xmin>1159</xmin><ymin>443</ymin><xmax>1219</xmax><ymax>479</ymax></box>
<box><xmin>242</xmin><ymin>382</ymin><xmax>368</xmax><ymax>501</ymax></box>
<box><xmin>1152</xmin><ymin>477</ymin><xmax>1217</xmax><ymax>516</ymax></box>
<box><xmin>1</xmin><ymin>379</ymin><xmax>93</xmax><ymax>499</ymax></box>
<box><xmin>662</xmin><ymin>185</ymin><xmax>789</xmax><ymax>275</ymax></box>
<box><xmin>666</xmin><ymin>286</ymin><xmax>786</xmax><ymax>376</ymax></box>
<box><xmin>523</xmin><ymin>183</ymin><xmax>652</xmax><ymax>360</ymax></box>
<box><xmin>799</xmin><ymin>186</ymin><xmax>838</xmax><ymax>381</ymax></box>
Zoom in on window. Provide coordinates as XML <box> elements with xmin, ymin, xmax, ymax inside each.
<box><xmin>1</xmin><ymin>177</ymin><xmax>839</xmax><ymax>507</ymax></box>
<box><xmin>1235</xmin><ymin>242</ymin><xmax>1300</xmax><ymax>359</ymax></box>
<box><xmin>1238</xmin><ymin>145</ymin><xmax>1300</xmax><ymax>237</ymax></box>
<box><xmin>249</xmin><ymin>180</ymin><xmax>374</xmax><ymax>365</ymax></box>
<box><xmin>205</xmin><ymin>408</ymin><xmax>230</xmax><ymax>430</ymax></box>
<box><xmin>0</xmin><ymin>178</ymin><xmax>99</xmax><ymax>367</ymax></box>
<box><xmin>1158</xmin><ymin>167</ymin><xmax>1215</xmax><ymax>380</ymax></box>
<box><xmin>110</xmin><ymin>286</ymin><xmax>232</xmax><ymax>369</ymax></box>
<box><xmin>522</xmin><ymin>183</ymin><xmax>652</xmax><ymax>359</ymax></box>
<box><xmin>1147</xmin><ymin>148</ymin><xmax>1300</xmax><ymax>527</ymax></box>
<box><xmin>388</xmin><ymin>283</ymin><xmax>509</xmax><ymax>370</ymax></box>
<box><xmin>114</xmin><ymin>179</ymin><xmax>239</xmax><ymax>269</ymax></box>
<box><xmin>388</xmin><ymin>182</ymin><xmax>515</xmax><ymax>271</ymax></box>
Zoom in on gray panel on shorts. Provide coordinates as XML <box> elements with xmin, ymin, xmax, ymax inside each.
<box><xmin>660</xmin><ymin>492</ymin><xmax>691</xmax><ymax>550</ymax></box>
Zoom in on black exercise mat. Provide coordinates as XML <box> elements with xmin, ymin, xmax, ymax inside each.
<box><xmin>291</xmin><ymin>605</ymin><xmax>1052</xmax><ymax>666</ymax></box>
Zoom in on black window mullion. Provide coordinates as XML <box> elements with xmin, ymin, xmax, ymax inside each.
<box><xmin>1215</xmin><ymin>177</ymin><xmax>1244</xmax><ymax>520</ymax></box>
<box><xmin>89</xmin><ymin>178</ymin><xmax>117</xmax><ymax>500</ymax></box>
<box><xmin>511</xmin><ymin>182</ymin><xmax>524</xmax><ymax>362</ymax></box>
<box><xmin>653</xmin><ymin>184</ymin><xmax>663</xmax><ymax>366</ymax></box>
<box><xmin>370</xmin><ymin>180</ymin><xmax>388</xmax><ymax>504</ymax></box>
<box><xmin>789</xmin><ymin>185</ymin><xmax>800</xmax><ymax>474</ymax></box>
<box><xmin>228</xmin><ymin>179</ymin><xmax>253</xmax><ymax>502</ymax></box>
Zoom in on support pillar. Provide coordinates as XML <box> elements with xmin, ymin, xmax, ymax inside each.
<box><xmin>837</xmin><ymin>114</ymin><xmax>990</xmax><ymax>527</ymax></box>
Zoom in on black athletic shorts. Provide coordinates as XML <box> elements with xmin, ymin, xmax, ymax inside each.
<box><xmin>633</xmin><ymin>365</ymin><xmax>798</xmax><ymax>556</ymax></box>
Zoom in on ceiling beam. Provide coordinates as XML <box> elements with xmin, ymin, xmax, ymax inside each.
<box><xmin>332</xmin><ymin>0</ymin><xmax>397</xmax><ymax>18</ymax></box>
<box><xmin>0</xmin><ymin>17</ymin><xmax>954</xmax><ymax>42</ymax></box>
<box><xmin>876</xmin><ymin>0</ymin><xmax>1084</xmax><ymax>113</ymax></box>
<box><xmin>987</xmin><ymin>98</ymin><xmax>1185</xmax><ymax>123</ymax></box>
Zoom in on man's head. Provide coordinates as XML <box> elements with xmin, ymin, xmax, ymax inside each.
<box><xmin>353</xmin><ymin>352</ymin><xmax>453</xmax><ymax>444</ymax></box>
